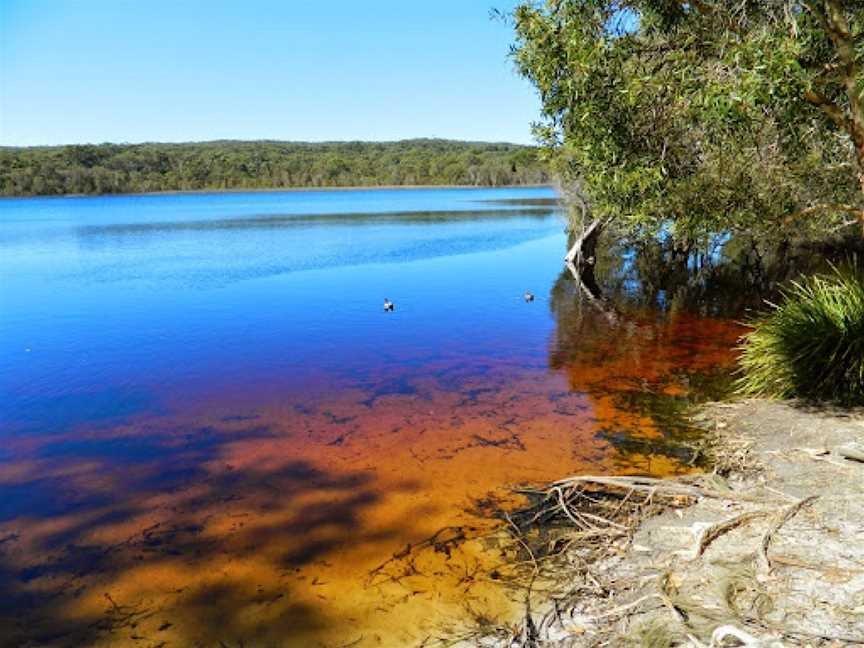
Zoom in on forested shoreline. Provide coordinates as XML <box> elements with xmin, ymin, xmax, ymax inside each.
<box><xmin>510</xmin><ymin>1</ymin><xmax>864</xmax><ymax>406</ymax></box>
<box><xmin>0</xmin><ymin>139</ymin><xmax>549</xmax><ymax>197</ymax></box>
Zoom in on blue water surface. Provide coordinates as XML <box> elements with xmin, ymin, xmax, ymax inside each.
<box><xmin>0</xmin><ymin>187</ymin><xmax>566</xmax><ymax>434</ymax></box>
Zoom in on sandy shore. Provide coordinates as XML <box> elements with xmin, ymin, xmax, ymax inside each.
<box><xmin>468</xmin><ymin>399</ymin><xmax>864</xmax><ymax>647</ymax></box>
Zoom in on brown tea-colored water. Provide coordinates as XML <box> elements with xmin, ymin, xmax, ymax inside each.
<box><xmin>0</xmin><ymin>189</ymin><xmax>743</xmax><ymax>647</ymax></box>
<box><xmin>0</xmin><ymin>312</ymin><xmax>741</xmax><ymax>647</ymax></box>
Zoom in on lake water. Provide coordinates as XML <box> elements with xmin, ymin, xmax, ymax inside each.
<box><xmin>0</xmin><ymin>187</ymin><xmax>742</xmax><ymax>647</ymax></box>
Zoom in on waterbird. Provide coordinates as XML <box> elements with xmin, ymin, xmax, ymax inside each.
<box><xmin>524</xmin><ymin>290</ymin><xmax>535</xmax><ymax>302</ymax></box>
<box><xmin>383</xmin><ymin>298</ymin><xmax>395</xmax><ymax>312</ymax></box>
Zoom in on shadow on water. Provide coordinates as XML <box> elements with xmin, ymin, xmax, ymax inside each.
<box><xmin>0</xmin><ymin>415</ymin><xmax>423</xmax><ymax>647</ymax></box>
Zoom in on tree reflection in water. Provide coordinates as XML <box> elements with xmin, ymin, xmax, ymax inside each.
<box><xmin>548</xmin><ymin>233</ymin><xmax>862</xmax><ymax>471</ymax></box>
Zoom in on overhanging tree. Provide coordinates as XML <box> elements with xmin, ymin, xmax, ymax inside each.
<box><xmin>511</xmin><ymin>0</ymin><xmax>864</xmax><ymax>265</ymax></box>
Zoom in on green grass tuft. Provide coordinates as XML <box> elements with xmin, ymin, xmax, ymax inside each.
<box><xmin>736</xmin><ymin>263</ymin><xmax>864</xmax><ymax>405</ymax></box>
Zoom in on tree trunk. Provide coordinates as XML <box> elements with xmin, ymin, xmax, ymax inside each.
<box><xmin>855</xmin><ymin>147</ymin><xmax>864</xmax><ymax>237</ymax></box>
<box><xmin>564</xmin><ymin>217</ymin><xmax>606</xmax><ymax>266</ymax></box>
<box><xmin>818</xmin><ymin>0</ymin><xmax>864</xmax><ymax>236</ymax></box>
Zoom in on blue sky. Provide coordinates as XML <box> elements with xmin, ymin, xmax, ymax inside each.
<box><xmin>0</xmin><ymin>1</ymin><xmax>540</xmax><ymax>146</ymax></box>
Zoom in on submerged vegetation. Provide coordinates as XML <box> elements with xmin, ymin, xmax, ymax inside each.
<box><xmin>0</xmin><ymin>139</ymin><xmax>550</xmax><ymax>196</ymax></box>
<box><xmin>737</xmin><ymin>263</ymin><xmax>864</xmax><ymax>404</ymax></box>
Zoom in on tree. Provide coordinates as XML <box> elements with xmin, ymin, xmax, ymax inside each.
<box><xmin>0</xmin><ymin>140</ymin><xmax>551</xmax><ymax>197</ymax></box>
<box><xmin>510</xmin><ymin>0</ymin><xmax>864</xmax><ymax>266</ymax></box>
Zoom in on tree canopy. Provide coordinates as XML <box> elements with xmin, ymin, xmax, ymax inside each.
<box><xmin>0</xmin><ymin>139</ymin><xmax>550</xmax><ymax>197</ymax></box>
<box><xmin>511</xmin><ymin>0</ymin><xmax>864</xmax><ymax>254</ymax></box>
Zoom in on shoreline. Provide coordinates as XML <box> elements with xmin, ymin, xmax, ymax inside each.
<box><xmin>468</xmin><ymin>399</ymin><xmax>864</xmax><ymax>647</ymax></box>
<box><xmin>0</xmin><ymin>183</ymin><xmax>555</xmax><ymax>201</ymax></box>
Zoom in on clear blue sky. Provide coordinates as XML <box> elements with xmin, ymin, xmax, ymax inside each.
<box><xmin>0</xmin><ymin>1</ymin><xmax>540</xmax><ymax>147</ymax></box>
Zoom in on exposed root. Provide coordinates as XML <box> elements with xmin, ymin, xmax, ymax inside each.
<box><xmin>476</xmin><ymin>475</ymin><xmax>826</xmax><ymax>647</ymax></box>
<box><xmin>460</xmin><ymin>402</ymin><xmax>864</xmax><ymax>648</ymax></box>
<box><xmin>696</xmin><ymin>510</ymin><xmax>771</xmax><ymax>558</ymax></box>
<box><xmin>757</xmin><ymin>496</ymin><xmax>818</xmax><ymax>575</ymax></box>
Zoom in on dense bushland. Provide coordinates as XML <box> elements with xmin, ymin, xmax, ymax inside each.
<box><xmin>0</xmin><ymin>139</ymin><xmax>550</xmax><ymax>197</ymax></box>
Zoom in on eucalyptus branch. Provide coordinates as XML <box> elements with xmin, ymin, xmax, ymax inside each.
<box><xmin>803</xmin><ymin>89</ymin><xmax>853</xmax><ymax>132</ymax></box>
<box><xmin>785</xmin><ymin>202</ymin><xmax>864</xmax><ymax>223</ymax></box>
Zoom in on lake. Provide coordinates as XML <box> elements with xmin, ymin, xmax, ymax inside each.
<box><xmin>0</xmin><ymin>187</ymin><xmax>742</xmax><ymax>646</ymax></box>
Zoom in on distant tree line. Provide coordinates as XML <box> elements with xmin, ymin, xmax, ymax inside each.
<box><xmin>0</xmin><ymin>139</ymin><xmax>551</xmax><ymax>197</ymax></box>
